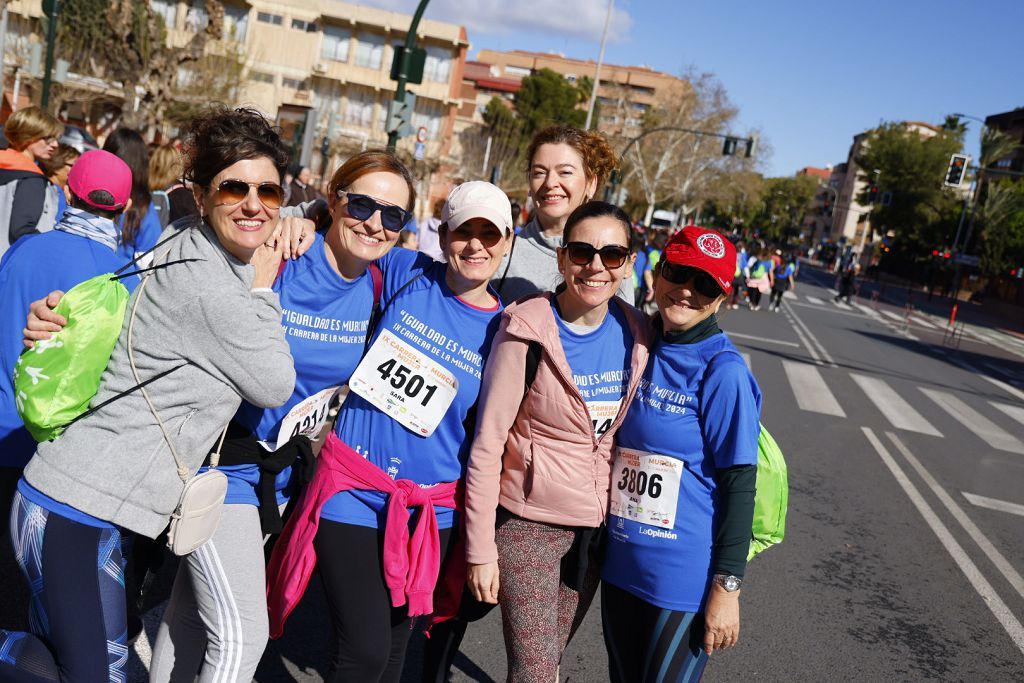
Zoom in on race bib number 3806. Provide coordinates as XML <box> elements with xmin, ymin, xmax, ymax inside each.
<box><xmin>609</xmin><ymin>447</ymin><xmax>683</xmax><ymax>530</ymax></box>
<box><xmin>348</xmin><ymin>330</ymin><xmax>459</xmax><ymax>437</ymax></box>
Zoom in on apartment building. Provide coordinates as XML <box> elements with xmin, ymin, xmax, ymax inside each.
<box><xmin>475</xmin><ymin>48</ymin><xmax>685</xmax><ymax>138</ymax></box>
<box><xmin>796</xmin><ymin>166</ymin><xmax>834</xmax><ymax>247</ymax></box>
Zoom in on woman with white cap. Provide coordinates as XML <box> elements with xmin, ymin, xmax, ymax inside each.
<box><xmin>601</xmin><ymin>226</ymin><xmax>762</xmax><ymax>682</ymax></box>
<box><xmin>267</xmin><ymin>181</ymin><xmax>515</xmax><ymax>683</ymax></box>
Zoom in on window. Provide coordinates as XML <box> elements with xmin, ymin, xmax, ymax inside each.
<box><xmin>346</xmin><ymin>89</ymin><xmax>375</xmax><ymax>128</ymax></box>
<box><xmin>564</xmin><ymin>73</ymin><xmax>577</xmax><ymax>84</ymax></box>
<box><xmin>413</xmin><ymin>101</ymin><xmax>444</xmax><ymax>139</ymax></box>
<box><xmin>996</xmin><ymin>158</ymin><xmax>1013</xmax><ymax>169</ymax></box>
<box><xmin>505</xmin><ymin>65</ymin><xmax>531</xmax><ymax>77</ymax></box>
<box><xmin>292</xmin><ymin>18</ymin><xmax>317</xmax><ymax>32</ymax></box>
<box><xmin>257</xmin><ymin>11</ymin><xmax>283</xmax><ymax>26</ymax></box>
<box><xmin>223</xmin><ymin>4</ymin><xmax>249</xmax><ymax>41</ymax></box>
<box><xmin>423</xmin><ymin>46</ymin><xmax>453</xmax><ymax>83</ymax></box>
<box><xmin>354</xmin><ymin>32</ymin><xmax>385</xmax><ymax>69</ymax></box>
<box><xmin>283</xmin><ymin>77</ymin><xmax>304</xmax><ymax>90</ymax></box>
<box><xmin>625</xmin><ymin>117</ymin><xmax>641</xmax><ymax>128</ymax></box>
<box><xmin>184</xmin><ymin>1</ymin><xmax>209</xmax><ymax>31</ymax></box>
<box><xmin>321</xmin><ymin>25</ymin><xmax>351</xmax><ymax>62</ymax></box>
<box><xmin>152</xmin><ymin>0</ymin><xmax>177</xmax><ymax>28</ymax></box>
<box><xmin>250</xmin><ymin>71</ymin><xmax>274</xmax><ymax>84</ymax></box>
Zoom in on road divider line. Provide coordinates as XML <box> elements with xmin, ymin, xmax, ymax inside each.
<box><xmin>782</xmin><ymin>361</ymin><xmax>845</xmax><ymax>416</ymax></box>
<box><xmin>862</xmin><ymin>427</ymin><xmax>1024</xmax><ymax>654</ymax></box>
<box><xmin>919</xmin><ymin>388</ymin><xmax>1024</xmax><ymax>454</ymax></box>
<box><xmin>885</xmin><ymin>432</ymin><xmax>1024</xmax><ymax>603</ymax></box>
<box><xmin>782</xmin><ymin>309</ymin><xmax>824</xmax><ymax>365</ymax></box>
<box><xmin>962</xmin><ymin>492</ymin><xmax>1024</xmax><ymax>518</ymax></box>
<box><xmin>784</xmin><ymin>303</ymin><xmax>837</xmax><ymax>366</ymax></box>
<box><xmin>849</xmin><ymin>374</ymin><xmax>942</xmax><ymax>436</ymax></box>
<box><xmin>728</xmin><ymin>331</ymin><xmax>800</xmax><ymax>348</ymax></box>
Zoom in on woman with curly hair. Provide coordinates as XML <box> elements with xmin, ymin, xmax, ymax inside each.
<box><xmin>0</xmin><ymin>107</ymin><xmax>296</xmax><ymax>682</ymax></box>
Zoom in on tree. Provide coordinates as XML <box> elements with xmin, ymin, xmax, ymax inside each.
<box><xmin>855</xmin><ymin>122</ymin><xmax>965</xmax><ymax>255</ymax></box>
<box><xmin>750</xmin><ymin>175</ymin><xmax>818</xmax><ymax>242</ymax></box>
<box><xmin>977</xmin><ymin>180</ymin><xmax>1024</xmax><ymax>279</ymax></box>
<box><xmin>513</xmin><ymin>68</ymin><xmax>586</xmax><ymax>135</ymax></box>
<box><xmin>456</xmin><ymin>97</ymin><xmax>529</xmax><ymax>190</ymax></box>
<box><xmin>55</xmin><ymin>0</ymin><xmax>227</xmax><ymax>130</ymax></box>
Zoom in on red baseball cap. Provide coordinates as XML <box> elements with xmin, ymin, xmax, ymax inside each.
<box><xmin>663</xmin><ymin>226</ymin><xmax>737</xmax><ymax>294</ymax></box>
<box><xmin>67</xmin><ymin>150</ymin><xmax>132</xmax><ymax>211</ymax></box>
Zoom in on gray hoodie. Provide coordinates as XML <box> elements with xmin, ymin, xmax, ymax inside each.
<box><xmin>24</xmin><ymin>219</ymin><xmax>295</xmax><ymax>538</ymax></box>
<box><xmin>492</xmin><ymin>217</ymin><xmax>634</xmax><ymax>305</ymax></box>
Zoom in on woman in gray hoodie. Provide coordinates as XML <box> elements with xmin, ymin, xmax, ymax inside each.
<box><xmin>0</xmin><ymin>107</ymin><xmax>296</xmax><ymax>682</ymax></box>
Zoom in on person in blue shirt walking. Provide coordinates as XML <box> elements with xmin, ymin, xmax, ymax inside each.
<box><xmin>770</xmin><ymin>252</ymin><xmax>797</xmax><ymax>312</ymax></box>
<box><xmin>602</xmin><ymin>226</ymin><xmax>762</xmax><ymax>683</ymax></box>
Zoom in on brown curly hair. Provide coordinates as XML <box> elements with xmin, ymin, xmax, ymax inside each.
<box><xmin>526</xmin><ymin>125</ymin><xmax>619</xmax><ymax>189</ymax></box>
<box><xmin>181</xmin><ymin>107</ymin><xmax>291</xmax><ymax>188</ymax></box>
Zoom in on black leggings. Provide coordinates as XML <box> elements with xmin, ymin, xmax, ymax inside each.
<box><xmin>747</xmin><ymin>286</ymin><xmax>763</xmax><ymax>307</ymax></box>
<box><xmin>315</xmin><ymin>519</ymin><xmax>452</xmax><ymax>683</ymax></box>
<box><xmin>601</xmin><ymin>582</ymin><xmax>709</xmax><ymax>683</ymax></box>
<box><xmin>770</xmin><ymin>282</ymin><xmax>789</xmax><ymax>308</ymax></box>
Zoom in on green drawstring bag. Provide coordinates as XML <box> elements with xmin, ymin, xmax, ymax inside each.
<box><xmin>748</xmin><ymin>424</ymin><xmax>788</xmax><ymax>561</ymax></box>
<box><xmin>13</xmin><ymin>273</ymin><xmax>130</xmax><ymax>442</ymax></box>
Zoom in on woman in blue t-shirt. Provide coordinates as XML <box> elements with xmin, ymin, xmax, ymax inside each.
<box><xmin>601</xmin><ymin>226</ymin><xmax>762</xmax><ymax>682</ymax></box>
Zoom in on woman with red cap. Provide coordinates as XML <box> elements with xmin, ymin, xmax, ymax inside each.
<box><xmin>601</xmin><ymin>226</ymin><xmax>762</xmax><ymax>682</ymax></box>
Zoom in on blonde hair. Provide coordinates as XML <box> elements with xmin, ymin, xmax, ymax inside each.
<box><xmin>148</xmin><ymin>143</ymin><xmax>184</xmax><ymax>191</ymax></box>
<box><xmin>4</xmin><ymin>107</ymin><xmax>64</xmax><ymax>151</ymax></box>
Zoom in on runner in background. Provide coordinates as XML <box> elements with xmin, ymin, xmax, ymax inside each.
<box><xmin>769</xmin><ymin>252</ymin><xmax>797</xmax><ymax>312</ymax></box>
<box><xmin>729</xmin><ymin>239</ymin><xmax>747</xmax><ymax>310</ymax></box>
<box><xmin>103</xmin><ymin>128</ymin><xmax>162</xmax><ymax>262</ymax></box>
<box><xmin>744</xmin><ymin>246</ymin><xmax>774</xmax><ymax>311</ymax></box>
<box><xmin>418</xmin><ymin>198</ymin><xmax>446</xmax><ymax>261</ymax></box>
<box><xmin>0</xmin><ymin>107</ymin><xmax>63</xmax><ymax>254</ymax></box>
<box><xmin>602</xmin><ymin>227</ymin><xmax>761</xmax><ymax>682</ymax></box>
<box><xmin>266</xmin><ymin>181</ymin><xmax>514</xmax><ymax>683</ymax></box>
<box><xmin>37</xmin><ymin>143</ymin><xmax>80</xmax><ymax>224</ymax></box>
<box><xmin>465</xmin><ymin>201</ymin><xmax>649</xmax><ymax>682</ymax></box>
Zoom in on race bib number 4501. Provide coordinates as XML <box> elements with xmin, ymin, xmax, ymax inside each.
<box><xmin>609</xmin><ymin>447</ymin><xmax>683</xmax><ymax>530</ymax></box>
<box><xmin>349</xmin><ymin>330</ymin><xmax>459</xmax><ymax>437</ymax></box>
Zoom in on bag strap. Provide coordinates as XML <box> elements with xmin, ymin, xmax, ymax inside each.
<box><xmin>127</xmin><ymin>270</ymin><xmax>227</xmax><ymax>483</ymax></box>
<box><xmin>113</xmin><ymin>226</ymin><xmax>188</xmax><ymax>276</ymax></box>
<box><xmin>364</xmin><ymin>268</ymin><xmax>424</xmax><ymax>353</ymax></box>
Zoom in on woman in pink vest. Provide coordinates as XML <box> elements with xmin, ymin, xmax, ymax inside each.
<box><xmin>464</xmin><ymin>201</ymin><xmax>650</xmax><ymax>681</ymax></box>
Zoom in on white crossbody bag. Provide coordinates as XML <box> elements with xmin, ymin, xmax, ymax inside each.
<box><xmin>127</xmin><ymin>273</ymin><xmax>228</xmax><ymax>556</ymax></box>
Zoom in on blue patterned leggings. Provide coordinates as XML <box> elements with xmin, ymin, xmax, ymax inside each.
<box><xmin>0</xmin><ymin>490</ymin><xmax>127</xmax><ymax>682</ymax></box>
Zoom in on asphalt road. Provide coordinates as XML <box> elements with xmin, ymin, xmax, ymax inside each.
<box><xmin>9</xmin><ymin>262</ymin><xmax>1024</xmax><ymax>681</ymax></box>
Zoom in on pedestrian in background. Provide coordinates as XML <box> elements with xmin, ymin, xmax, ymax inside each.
<box><xmin>418</xmin><ymin>197</ymin><xmax>446</xmax><ymax>261</ymax></box>
<box><xmin>493</xmin><ymin>124</ymin><xmax>632</xmax><ymax>304</ymax></box>
<box><xmin>149</xmin><ymin>142</ymin><xmax>198</xmax><ymax>227</ymax></box>
<box><xmin>103</xmin><ymin>128</ymin><xmax>162</xmax><ymax>261</ymax></box>
<box><xmin>729</xmin><ymin>239</ymin><xmax>747</xmax><ymax>309</ymax></box>
<box><xmin>37</xmin><ymin>143</ymin><xmax>80</xmax><ymax>222</ymax></box>
<box><xmin>0</xmin><ymin>106</ymin><xmax>63</xmax><ymax>254</ymax></box>
<box><xmin>770</xmin><ymin>251</ymin><xmax>797</xmax><ymax>312</ymax></box>
<box><xmin>465</xmin><ymin>201</ymin><xmax>649</xmax><ymax>682</ymax></box>
<box><xmin>287</xmin><ymin>165</ymin><xmax>321</xmax><ymax>206</ymax></box>
<box><xmin>602</xmin><ymin>227</ymin><xmax>761</xmax><ymax>682</ymax></box>
<box><xmin>744</xmin><ymin>246</ymin><xmax>774</xmax><ymax>311</ymax></box>
<box><xmin>835</xmin><ymin>261</ymin><xmax>859</xmax><ymax>303</ymax></box>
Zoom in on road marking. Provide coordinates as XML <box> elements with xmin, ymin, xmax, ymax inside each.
<box><xmin>945</xmin><ymin>356</ymin><xmax>1024</xmax><ymax>403</ymax></box>
<box><xmin>962</xmin><ymin>492</ymin><xmax>1024</xmax><ymax>518</ymax></box>
<box><xmin>782</xmin><ymin>308</ymin><xmax>824</xmax><ymax>365</ymax></box>
<box><xmin>990</xmin><ymin>401</ymin><xmax>1024</xmax><ymax>426</ymax></box>
<box><xmin>834</xmin><ymin>300</ymin><xmax>853</xmax><ymax>310</ymax></box>
<box><xmin>879</xmin><ymin>310</ymin><xmax>904</xmax><ymax>322</ymax></box>
<box><xmin>862</xmin><ymin>427</ymin><xmax>1024</xmax><ymax>654</ymax></box>
<box><xmin>805</xmin><ymin>295</ymin><xmax>825</xmax><ymax>305</ymax></box>
<box><xmin>740</xmin><ymin>353</ymin><xmax>751</xmax><ymax>369</ymax></box>
<box><xmin>784</xmin><ymin>303</ymin><xmax>837</xmax><ymax>366</ymax></box>
<box><xmin>984</xmin><ymin>362</ymin><xmax>1024</xmax><ymax>383</ymax></box>
<box><xmin>849</xmin><ymin>374</ymin><xmax>942</xmax><ymax>436</ymax></box>
<box><xmin>728</xmin><ymin>331</ymin><xmax>800</xmax><ymax>348</ymax></box>
<box><xmin>787</xmin><ymin>300</ymin><xmax>867</xmax><ymax>320</ymax></box>
<box><xmin>782</xmin><ymin>361</ymin><xmax>845</xmax><ymax>416</ymax></box>
<box><xmin>851</xmin><ymin>302</ymin><xmax>874</xmax><ymax>315</ymax></box>
<box><xmin>919</xmin><ymin>388</ymin><xmax>1024</xmax><ymax>454</ymax></box>
<box><xmin>911</xmin><ymin>316</ymin><xmax>940</xmax><ymax>329</ymax></box>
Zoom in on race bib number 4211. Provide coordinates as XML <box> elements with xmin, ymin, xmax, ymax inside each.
<box><xmin>609</xmin><ymin>447</ymin><xmax>683</xmax><ymax>530</ymax></box>
<box><xmin>348</xmin><ymin>330</ymin><xmax>459</xmax><ymax>437</ymax></box>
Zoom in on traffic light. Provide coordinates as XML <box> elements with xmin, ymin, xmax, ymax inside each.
<box><xmin>386</xmin><ymin>91</ymin><xmax>416</xmax><ymax>138</ymax></box>
<box><xmin>944</xmin><ymin>154</ymin><xmax>969</xmax><ymax>187</ymax></box>
<box><xmin>867</xmin><ymin>185</ymin><xmax>879</xmax><ymax>204</ymax></box>
<box><xmin>722</xmin><ymin>137</ymin><xmax>738</xmax><ymax>156</ymax></box>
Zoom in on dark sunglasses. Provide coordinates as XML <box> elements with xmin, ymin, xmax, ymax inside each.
<box><xmin>660</xmin><ymin>262</ymin><xmax>723</xmax><ymax>298</ymax></box>
<box><xmin>565</xmin><ymin>241</ymin><xmax>630</xmax><ymax>269</ymax></box>
<box><xmin>213</xmin><ymin>180</ymin><xmax>285</xmax><ymax>209</ymax></box>
<box><xmin>337</xmin><ymin>190</ymin><xmax>412</xmax><ymax>234</ymax></box>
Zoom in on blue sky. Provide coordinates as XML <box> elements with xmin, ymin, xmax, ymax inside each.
<box><xmin>364</xmin><ymin>1</ymin><xmax>1024</xmax><ymax>177</ymax></box>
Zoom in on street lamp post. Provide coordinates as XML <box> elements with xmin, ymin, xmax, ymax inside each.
<box><xmin>387</xmin><ymin>0</ymin><xmax>430</xmax><ymax>153</ymax></box>
<box><xmin>40</xmin><ymin>0</ymin><xmax>60</xmax><ymax>111</ymax></box>
<box><xmin>949</xmin><ymin>112</ymin><xmax>986</xmax><ymax>303</ymax></box>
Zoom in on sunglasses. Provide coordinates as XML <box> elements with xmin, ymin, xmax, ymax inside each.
<box><xmin>564</xmin><ymin>241</ymin><xmax>630</xmax><ymax>269</ymax></box>
<box><xmin>213</xmin><ymin>180</ymin><xmax>285</xmax><ymax>209</ymax></box>
<box><xmin>660</xmin><ymin>262</ymin><xmax>723</xmax><ymax>298</ymax></box>
<box><xmin>337</xmin><ymin>190</ymin><xmax>412</xmax><ymax>234</ymax></box>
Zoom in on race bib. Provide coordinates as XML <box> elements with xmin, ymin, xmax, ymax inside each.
<box><xmin>265</xmin><ymin>386</ymin><xmax>340</xmax><ymax>451</ymax></box>
<box><xmin>349</xmin><ymin>330</ymin><xmax>459</xmax><ymax>437</ymax></box>
<box><xmin>587</xmin><ymin>400</ymin><xmax>622</xmax><ymax>438</ymax></box>
<box><xmin>609</xmin><ymin>447</ymin><xmax>683</xmax><ymax>530</ymax></box>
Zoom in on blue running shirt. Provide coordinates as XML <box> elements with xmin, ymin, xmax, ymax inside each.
<box><xmin>223</xmin><ymin>233</ymin><xmax>376</xmax><ymax>505</ymax></box>
<box><xmin>602</xmin><ymin>333</ymin><xmax>761</xmax><ymax>612</ymax></box>
<box><xmin>321</xmin><ymin>248</ymin><xmax>502</xmax><ymax>529</ymax></box>
<box><xmin>554</xmin><ymin>300</ymin><xmax>633</xmax><ymax>438</ymax></box>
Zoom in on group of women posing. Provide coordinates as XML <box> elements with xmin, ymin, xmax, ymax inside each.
<box><xmin>2</xmin><ymin>106</ymin><xmax>761</xmax><ymax>683</ymax></box>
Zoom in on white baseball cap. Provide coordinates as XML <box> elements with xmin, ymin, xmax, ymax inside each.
<box><xmin>441</xmin><ymin>181</ymin><xmax>513</xmax><ymax>233</ymax></box>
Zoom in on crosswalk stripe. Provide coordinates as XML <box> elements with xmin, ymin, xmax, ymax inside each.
<box><xmin>990</xmin><ymin>401</ymin><xmax>1024</xmax><ymax>427</ymax></box>
<box><xmin>850</xmin><ymin>374</ymin><xmax>942</xmax><ymax>436</ymax></box>
<box><xmin>852</xmin><ymin>303</ymin><xmax>875</xmax><ymax>315</ymax></box>
<box><xmin>879</xmin><ymin>310</ymin><xmax>904</xmax><ymax>322</ymax></box>
<box><xmin>834</xmin><ymin>300</ymin><xmax>853</xmax><ymax>310</ymax></box>
<box><xmin>984</xmin><ymin>362</ymin><xmax>1024</xmax><ymax>382</ymax></box>
<box><xmin>782</xmin><ymin>361</ymin><xmax>846</xmax><ymax>417</ymax></box>
<box><xmin>912</xmin><ymin>316</ymin><xmax>940</xmax><ymax>329</ymax></box>
<box><xmin>920</xmin><ymin>388</ymin><xmax>1024</xmax><ymax>454</ymax></box>
<box><xmin>740</xmin><ymin>353</ymin><xmax>751</xmax><ymax>369</ymax></box>
<box><xmin>805</xmin><ymin>295</ymin><xmax>825</xmax><ymax>305</ymax></box>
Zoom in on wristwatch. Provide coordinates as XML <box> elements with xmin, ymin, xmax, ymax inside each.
<box><xmin>712</xmin><ymin>574</ymin><xmax>743</xmax><ymax>592</ymax></box>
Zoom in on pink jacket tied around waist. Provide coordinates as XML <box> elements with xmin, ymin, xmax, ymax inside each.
<box><xmin>266</xmin><ymin>431</ymin><xmax>457</xmax><ymax>638</ymax></box>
